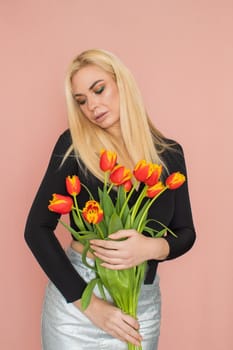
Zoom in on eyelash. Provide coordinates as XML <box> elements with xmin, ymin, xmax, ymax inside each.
<box><xmin>95</xmin><ymin>85</ymin><xmax>105</xmax><ymax>94</ymax></box>
<box><xmin>77</xmin><ymin>85</ymin><xmax>105</xmax><ymax>105</ymax></box>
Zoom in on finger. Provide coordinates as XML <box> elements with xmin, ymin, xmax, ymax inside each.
<box><xmin>115</xmin><ymin>316</ymin><xmax>142</xmax><ymax>345</ymax></box>
<box><xmin>91</xmin><ymin>248</ymin><xmax>130</xmax><ymax>267</ymax></box>
<box><xmin>92</xmin><ymin>250</ymin><xmax>124</xmax><ymax>263</ymax></box>
<box><xmin>122</xmin><ymin>313</ymin><xmax>140</xmax><ymax>330</ymax></box>
<box><xmin>100</xmin><ymin>262</ymin><xmax>130</xmax><ymax>270</ymax></box>
<box><xmin>109</xmin><ymin>230</ymin><xmax>134</xmax><ymax>240</ymax></box>
<box><xmin>90</xmin><ymin>245</ymin><xmax>124</xmax><ymax>258</ymax></box>
<box><xmin>90</xmin><ymin>239</ymin><xmax>120</xmax><ymax>250</ymax></box>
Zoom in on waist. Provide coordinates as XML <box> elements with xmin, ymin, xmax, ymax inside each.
<box><xmin>70</xmin><ymin>240</ymin><xmax>157</xmax><ymax>285</ymax></box>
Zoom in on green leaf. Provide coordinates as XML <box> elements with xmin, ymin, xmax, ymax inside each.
<box><xmin>78</xmin><ymin>231</ymin><xmax>98</xmax><ymax>241</ymax></box>
<box><xmin>108</xmin><ymin>212</ymin><xmax>123</xmax><ymax>235</ymax></box>
<box><xmin>121</xmin><ymin>203</ymin><xmax>130</xmax><ymax>226</ymax></box>
<box><xmin>155</xmin><ymin>228</ymin><xmax>167</xmax><ymax>238</ymax></box>
<box><xmin>58</xmin><ymin>219</ymin><xmax>81</xmax><ymax>241</ymax></box>
<box><xmin>115</xmin><ymin>186</ymin><xmax>126</xmax><ymax>214</ymax></box>
<box><xmin>72</xmin><ymin>210</ymin><xmax>86</xmax><ymax>231</ymax></box>
<box><xmin>82</xmin><ymin>241</ymin><xmax>96</xmax><ymax>270</ymax></box>
<box><xmin>81</xmin><ymin>278</ymin><xmax>99</xmax><ymax>310</ymax></box>
<box><xmin>132</xmin><ymin>200</ymin><xmax>150</xmax><ymax>231</ymax></box>
<box><xmin>145</xmin><ymin>219</ymin><xmax>178</xmax><ymax>238</ymax></box>
<box><xmin>81</xmin><ymin>182</ymin><xmax>94</xmax><ymax>199</ymax></box>
<box><xmin>96</xmin><ymin>220</ymin><xmax>107</xmax><ymax>238</ymax></box>
<box><xmin>124</xmin><ymin>213</ymin><xmax>132</xmax><ymax>229</ymax></box>
<box><xmin>84</xmin><ymin>221</ymin><xmax>93</xmax><ymax>231</ymax></box>
<box><xmin>143</xmin><ymin>226</ymin><xmax>158</xmax><ymax>237</ymax></box>
<box><xmin>97</xmin><ymin>279</ymin><xmax>107</xmax><ymax>301</ymax></box>
<box><xmin>98</xmin><ymin>187</ymin><xmax>103</xmax><ymax>205</ymax></box>
<box><xmin>102</xmin><ymin>190</ymin><xmax>115</xmax><ymax>217</ymax></box>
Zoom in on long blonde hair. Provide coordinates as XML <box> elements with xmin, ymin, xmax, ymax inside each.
<box><xmin>65</xmin><ymin>49</ymin><xmax>169</xmax><ymax>181</ymax></box>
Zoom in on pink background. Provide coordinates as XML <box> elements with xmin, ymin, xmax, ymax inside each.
<box><xmin>1</xmin><ymin>1</ymin><xmax>232</xmax><ymax>349</ymax></box>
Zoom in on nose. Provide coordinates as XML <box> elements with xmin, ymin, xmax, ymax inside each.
<box><xmin>87</xmin><ymin>95</ymin><xmax>98</xmax><ymax>111</ymax></box>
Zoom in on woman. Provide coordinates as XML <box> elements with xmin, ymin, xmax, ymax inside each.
<box><xmin>24</xmin><ymin>49</ymin><xmax>196</xmax><ymax>350</ymax></box>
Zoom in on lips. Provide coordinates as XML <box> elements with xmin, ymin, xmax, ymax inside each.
<box><xmin>94</xmin><ymin>111</ymin><xmax>108</xmax><ymax>121</ymax></box>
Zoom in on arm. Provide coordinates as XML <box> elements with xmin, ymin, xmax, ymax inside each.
<box><xmin>24</xmin><ymin>130</ymin><xmax>87</xmax><ymax>302</ymax></box>
<box><xmin>162</xmin><ymin>142</ymin><xmax>196</xmax><ymax>260</ymax></box>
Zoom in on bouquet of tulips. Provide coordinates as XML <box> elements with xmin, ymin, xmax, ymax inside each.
<box><xmin>48</xmin><ymin>150</ymin><xmax>185</xmax><ymax>350</ymax></box>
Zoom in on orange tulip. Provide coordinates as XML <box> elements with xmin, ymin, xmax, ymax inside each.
<box><xmin>123</xmin><ymin>180</ymin><xmax>133</xmax><ymax>192</ymax></box>
<box><xmin>82</xmin><ymin>200</ymin><xmax>104</xmax><ymax>224</ymax></box>
<box><xmin>100</xmin><ymin>149</ymin><xmax>117</xmax><ymax>172</ymax></box>
<box><xmin>66</xmin><ymin>175</ymin><xmax>81</xmax><ymax>196</ymax></box>
<box><xmin>166</xmin><ymin>172</ymin><xmax>186</xmax><ymax>190</ymax></box>
<box><xmin>146</xmin><ymin>182</ymin><xmax>165</xmax><ymax>198</ymax></box>
<box><xmin>145</xmin><ymin>164</ymin><xmax>162</xmax><ymax>186</ymax></box>
<box><xmin>133</xmin><ymin>160</ymin><xmax>150</xmax><ymax>182</ymax></box>
<box><xmin>48</xmin><ymin>194</ymin><xmax>73</xmax><ymax>214</ymax></box>
<box><xmin>110</xmin><ymin>165</ymin><xmax>132</xmax><ymax>185</ymax></box>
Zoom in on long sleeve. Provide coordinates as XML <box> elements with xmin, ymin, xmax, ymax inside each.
<box><xmin>162</xmin><ymin>142</ymin><xmax>196</xmax><ymax>260</ymax></box>
<box><xmin>24</xmin><ymin>130</ymin><xmax>87</xmax><ymax>302</ymax></box>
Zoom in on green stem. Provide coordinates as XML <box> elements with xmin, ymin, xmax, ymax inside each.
<box><xmin>131</xmin><ymin>185</ymin><xmax>148</xmax><ymax>222</ymax></box>
<box><xmin>104</xmin><ymin>171</ymin><xmax>109</xmax><ymax>191</ymax></box>
<box><xmin>95</xmin><ymin>223</ymin><xmax>105</xmax><ymax>239</ymax></box>
<box><xmin>119</xmin><ymin>181</ymin><xmax>138</xmax><ymax>218</ymax></box>
<box><xmin>80</xmin><ymin>182</ymin><xmax>94</xmax><ymax>199</ymax></box>
<box><xmin>73</xmin><ymin>195</ymin><xmax>83</xmax><ymax>222</ymax></box>
<box><xmin>137</xmin><ymin>186</ymin><xmax>168</xmax><ymax>232</ymax></box>
<box><xmin>107</xmin><ymin>183</ymin><xmax>114</xmax><ymax>194</ymax></box>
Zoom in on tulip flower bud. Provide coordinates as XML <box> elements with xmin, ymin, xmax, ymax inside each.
<box><xmin>100</xmin><ymin>149</ymin><xmax>117</xmax><ymax>172</ymax></box>
<box><xmin>82</xmin><ymin>200</ymin><xmax>104</xmax><ymax>224</ymax></box>
<box><xmin>66</xmin><ymin>175</ymin><xmax>81</xmax><ymax>196</ymax></box>
<box><xmin>123</xmin><ymin>180</ymin><xmax>133</xmax><ymax>192</ymax></box>
<box><xmin>133</xmin><ymin>160</ymin><xmax>150</xmax><ymax>182</ymax></box>
<box><xmin>48</xmin><ymin>194</ymin><xmax>73</xmax><ymax>214</ymax></box>
<box><xmin>166</xmin><ymin>172</ymin><xmax>186</xmax><ymax>190</ymax></box>
<box><xmin>145</xmin><ymin>164</ymin><xmax>163</xmax><ymax>186</ymax></box>
<box><xmin>110</xmin><ymin>165</ymin><xmax>132</xmax><ymax>185</ymax></box>
<box><xmin>146</xmin><ymin>182</ymin><xmax>165</xmax><ymax>198</ymax></box>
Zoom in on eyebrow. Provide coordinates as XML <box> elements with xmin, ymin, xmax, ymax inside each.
<box><xmin>74</xmin><ymin>80</ymin><xmax>104</xmax><ymax>97</ymax></box>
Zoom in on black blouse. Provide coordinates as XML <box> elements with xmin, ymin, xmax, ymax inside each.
<box><xmin>24</xmin><ymin>129</ymin><xmax>196</xmax><ymax>302</ymax></box>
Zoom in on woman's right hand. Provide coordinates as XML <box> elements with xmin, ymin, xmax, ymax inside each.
<box><xmin>74</xmin><ymin>294</ymin><xmax>142</xmax><ymax>346</ymax></box>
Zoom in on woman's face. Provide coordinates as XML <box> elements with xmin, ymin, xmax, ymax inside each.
<box><xmin>72</xmin><ymin>65</ymin><xmax>120</xmax><ymax>135</ymax></box>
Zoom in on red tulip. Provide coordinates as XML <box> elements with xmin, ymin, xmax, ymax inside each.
<box><xmin>144</xmin><ymin>164</ymin><xmax>162</xmax><ymax>186</ymax></box>
<box><xmin>48</xmin><ymin>194</ymin><xmax>73</xmax><ymax>214</ymax></box>
<box><xmin>110</xmin><ymin>165</ymin><xmax>132</xmax><ymax>185</ymax></box>
<box><xmin>146</xmin><ymin>182</ymin><xmax>165</xmax><ymax>198</ymax></box>
<box><xmin>123</xmin><ymin>180</ymin><xmax>133</xmax><ymax>192</ymax></box>
<box><xmin>100</xmin><ymin>149</ymin><xmax>117</xmax><ymax>172</ymax></box>
<box><xmin>66</xmin><ymin>175</ymin><xmax>81</xmax><ymax>196</ymax></box>
<box><xmin>82</xmin><ymin>200</ymin><xmax>104</xmax><ymax>224</ymax></box>
<box><xmin>133</xmin><ymin>160</ymin><xmax>150</xmax><ymax>182</ymax></box>
<box><xmin>166</xmin><ymin>172</ymin><xmax>186</xmax><ymax>190</ymax></box>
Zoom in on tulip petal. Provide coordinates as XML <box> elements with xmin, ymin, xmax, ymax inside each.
<box><xmin>66</xmin><ymin>175</ymin><xmax>81</xmax><ymax>196</ymax></box>
<box><xmin>100</xmin><ymin>150</ymin><xmax>117</xmax><ymax>172</ymax></box>
<box><xmin>82</xmin><ymin>200</ymin><xmax>104</xmax><ymax>224</ymax></box>
<box><xmin>48</xmin><ymin>194</ymin><xmax>73</xmax><ymax>214</ymax></box>
<box><xmin>166</xmin><ymin>172</ymin><xmax>186</xmax><ymax>190</ymax></box>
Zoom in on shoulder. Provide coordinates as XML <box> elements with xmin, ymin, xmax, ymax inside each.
<box><xmin>51</xmin><ymin>129</ymin><xmax>73</xmax><ymax>156</ymax></box>
<box><xmin>55</xmin><ymin>129</ymin><xmax>72</xmax><ymax>149</ymax></box>
<box><xmin>160</xmin><ymin>138</ymin><xmax>186</xmax><ymax>173</ymax></box>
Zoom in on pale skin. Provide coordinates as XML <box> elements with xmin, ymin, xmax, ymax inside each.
<box><xmin>72</xmin><ymin>65</ymin><xmax>170</xmax><ymax>346</ymax></box>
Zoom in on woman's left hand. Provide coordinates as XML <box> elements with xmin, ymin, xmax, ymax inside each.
<box><xmin>90</xmin><ymin>230</ymin><xmax>152</xmax><ymax>270</ymax></box>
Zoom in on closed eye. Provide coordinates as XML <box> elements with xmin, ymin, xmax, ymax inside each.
<box><xmin>76</xmin><ymin>98</ymin><xmax>86</xmax><ymax>105</ymax></box>
<box><xmin>94</xmin><ymin>85</ymin><xmax>105</xmax><ymax>94</ymax></box>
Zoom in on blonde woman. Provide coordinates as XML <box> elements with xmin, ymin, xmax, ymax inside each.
<box><xmin>25</xmin><ymin>49</ymin><xmax>196</xmax><ymax>350</ymax></box>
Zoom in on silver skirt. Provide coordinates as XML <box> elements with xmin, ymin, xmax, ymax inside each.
<box><xmin>41</xmin><ymin>247</ymin><xmax>161</xmax><ymax>350</ymax></box>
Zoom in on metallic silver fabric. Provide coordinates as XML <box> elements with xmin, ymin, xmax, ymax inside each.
<box><xmin>42</xmin><ymin>247</ymin><xmax>161</xmax><ymax>350</ymax></box>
